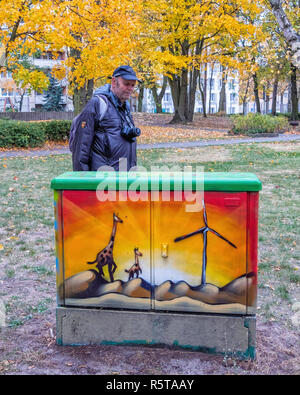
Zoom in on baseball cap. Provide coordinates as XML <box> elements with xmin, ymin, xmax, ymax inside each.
<box><xmin>112</xmin><ymin>65</ymin><xmax>141</xmax><ymax>82</ymax></box>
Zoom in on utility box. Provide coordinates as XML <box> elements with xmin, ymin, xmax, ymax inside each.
<box><xmin>51</xmin><ymin>171</ymin><xmax>261</xmax><ymax>359</ymax></box>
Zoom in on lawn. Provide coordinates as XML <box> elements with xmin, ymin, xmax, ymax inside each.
<box><xmin>0</xmin><ymin>140</ymin><xmax>299</xmax><ymax>374</ymax></box>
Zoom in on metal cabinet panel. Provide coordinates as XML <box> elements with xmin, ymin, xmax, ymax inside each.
<box><xmin>59</xmin><ymin>190</ymin><xmax>152</xmax><ymax>310</ymax></box>
<box><xmin>152</xmin><ymin>191</ymin><xmax>250</xmax><ymax>315</ymax></box>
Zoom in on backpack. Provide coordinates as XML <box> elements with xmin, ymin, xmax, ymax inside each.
<box><xmin>69</xmin><ymin>94</ymin><xmax>108</xmax><ymax>153</ymax></box>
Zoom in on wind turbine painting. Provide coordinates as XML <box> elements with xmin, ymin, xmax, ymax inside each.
<box><xmin>174</xmin><ymin>200</ymin><xmax>237</xmax><ymax>286</ymax></box>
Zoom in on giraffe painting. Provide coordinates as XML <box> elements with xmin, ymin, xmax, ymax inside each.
<box><xmin>125</xmin><ymin>247</ymin><xmax>143</xmax><ymax>280</ymax></box>
<box><xmin>87</xmin><ymin>212</ymin><xmax>123</xmax><ymax>282</ymax></box>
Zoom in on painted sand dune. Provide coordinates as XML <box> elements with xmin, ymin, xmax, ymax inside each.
<box><xmin>63</xmin><ymin>271</ymin><xmax>256</xmax><ymax>314</ymax></box>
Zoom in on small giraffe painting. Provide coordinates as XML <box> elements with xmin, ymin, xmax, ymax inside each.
<box><xmin>87</xmin><ymin>212</ymin><xmax>123</xmax><ymax>282</ymax></box>
<box><xmin>125</xmin><ymin>248</ymin><xmax>143</xmax><ymax>280</ymax></box>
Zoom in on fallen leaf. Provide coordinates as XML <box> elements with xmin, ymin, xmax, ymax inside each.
<box><xmin>0</xmin><ymin>244</ymin><xmax>4</xmax><ymax>251</ymax></box>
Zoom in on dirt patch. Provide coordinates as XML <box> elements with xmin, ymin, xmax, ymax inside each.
<box><xmin>0</xmin><ymin>312</ymin><xmax>299</xmax><ymax>375</ymax></box>
<box><xmin>133</xmin><ymin>113</ymin><xmax>233</xmax><ymax>130</ymax></box>
<box><xmin>154</xmin><ymin>147</ymin><xmax>232</xmax><ymax>163</ymax></box>
<box><xmin>260</xmin><ymin>142</ymin><xmax>300</xmax><ymax>152</ymax></box>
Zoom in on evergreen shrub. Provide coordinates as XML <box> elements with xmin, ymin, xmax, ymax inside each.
<box><xmin>231</xmin><ymin>113</ymin><xmax>289</xmax><ymax>135</ymax></box>
<box><xmin>0</xmin><ymin>119</ymin><xmax>71</xmax><ymax>148</ymax></box>
<box><xmin>43</xmin><ymin>120</ymin><xmax>71</xmax><ymax>141</ymax></box>
<box><xmin>0</xmin><ymin>119</ymin><xmax>45</xmax><ymax>148</ymax></box>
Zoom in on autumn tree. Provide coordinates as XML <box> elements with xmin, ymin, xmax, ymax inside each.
<box><xmin>266</xmin><ymin>0</ymin><xmax>300</xmax><ymax>120</ymax></box>
<box><xmin>46</xmin><ymin>0</ymin><xmax>143</xmax><ymax>113</ymax></box>
<box><xmin>141</xmin><ymin>0</ymin><xmax>263</xmax><ymax>123</ymax></box>
<box><xmin>0</xmin><ymin>0</ymin><xmax>143</xmax><ymax>114</ymax></box>
<box><xmin>0</xmin><ymin>0</ymin><xmax>51</xmax><ymax>92</ymax></box>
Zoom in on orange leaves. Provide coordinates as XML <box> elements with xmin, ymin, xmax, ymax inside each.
<box><xmin>1</xmin><ymin>0</ymin><xmax>143</xmax><ymax>91</ymax></box>
<box><xmin>136</xmin><ymin>125</ymin><xmax>227</xmax><ymax>145</ymax></box>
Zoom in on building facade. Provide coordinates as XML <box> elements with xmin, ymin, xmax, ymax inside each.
<box><xmin>0</xmin><ymin>57</ymin><xmax>292</xmax><ymax>115</ymax></box>
<box><xmin>141</xmin><ymin>64</ymin><xmax>291</xmax><ymax>115</ymax></box>
<box><xmin>0</xmin><ymin>51</ymin><xmax>73</xmax><ymax>112</ymax></box>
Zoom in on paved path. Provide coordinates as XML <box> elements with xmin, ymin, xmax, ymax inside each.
<box><xmin>0</xmin><ymin>134</ymin><xmax>299</xmax><ymax>158</ymax></box>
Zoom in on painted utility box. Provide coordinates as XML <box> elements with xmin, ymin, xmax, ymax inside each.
<box><xmin>51</xmin><ymin>171</ymin><xmax>261</xmax><ymax>357</ymax></box>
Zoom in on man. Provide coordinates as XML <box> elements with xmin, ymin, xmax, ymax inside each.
<box><xmin>72</xmin><ymin>65</ymin><xmax>141</xmax><ymax>171</ymax></box>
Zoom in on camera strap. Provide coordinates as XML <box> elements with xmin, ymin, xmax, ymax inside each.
<box><xmin>108</xmin><ymin>92</ymin><xmax>135</xmax><ymax>129</ymax></box>
<box><xmin>117</xmin><ymin>106</ymin><xmax>135</xmax><ymax>129</ymax></box>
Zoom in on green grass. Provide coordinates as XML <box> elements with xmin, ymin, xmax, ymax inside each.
<box><xmin>138</xmin><ymin>141</ymin><xmax>300</xmax><ymax>324</ymax></box>
<box><xmin>0</xmin><ymin>141</ymin><xmax>299</xmax><ymax>328</ymax></box>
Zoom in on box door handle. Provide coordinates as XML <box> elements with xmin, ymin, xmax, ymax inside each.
<box><xmin>161</xmin><ymin>243</ymin><xmax>168</xmax><ymax>259</ymax></box>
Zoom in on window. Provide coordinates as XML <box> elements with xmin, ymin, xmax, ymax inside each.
<box><xmin>35</xmin><ymin>51</ymin><xmax>64</xmax><ymax>60</ymax></box>
<box><xmin>1</xmin><ymin>89</ymin><xmax>14</xmax><ymax>96</ymax></box>
<box><xmin>230</xmin><ymin>93</ymin><xmax>236</xmax><ymax>102</ymax></box>
<box><xmin>0</xmin><ymin>71</ymin><xmax>13</xmax><ymax>78</ymax></box>
<box><xmin>210</xmin><ymin>93</ymin><xmax>216</xmax><ymax>102</ymax></box>
<box><xmin>228</xmin><ymin>80</ymin><xmax>235</xmax><ymax>90</ymax></box>
<box><xmin>209</xmin><ymin>79</ymin><xmax>215</xmax><ymax>89</ymax></box>
<box><xmin>163</xmin><ymin>93</ymin><xmax>170</xmax><ymax>102</ymax></box>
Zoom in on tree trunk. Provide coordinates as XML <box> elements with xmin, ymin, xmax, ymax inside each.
<box><xmin>287</xmin><ymin>83</ymin><xmax>292</xmax><ymax>113</ymax></box>
<box><xmin>138</xmin><ymin>85</ymin><xmax>144</xmax><ymax>112</ymax></box>
<box><xmin>265</xmin><ymin>84</ymin><xmax>270</xmax><ymax>114</ymax></box>
<box><xmin>186</xmin><ymin>41</ymin><xmax>202</xmax><ymax>122</ymax></box>
<box><xmin>199</xmin><ymin>64</ymin><xmax>207</xmax><ymax>117</ymax></box>
<box><xmin>290</xmin><ymin>63</ymin><xmax>299</xmax><ymax>120</ymax></box>
<box><xmin>151</xmin><ymin>75</ymin><xmax>168</xmax><ymax>113</ymax></box>
<box><xmin>218</xmin><ymin>66</ymin><xmax>227</xmax><ymax>113</ymax></box>
<box><xmin>187</xmin><ymin>67</ymin><xmax>199</xmax><ymax>122</ymax></box>
<box><xmin>208</xmin><ymin>63</ymin><xmax>214</xmax><ymax>113</ymax></box>
<box><xmin>268</xmin><ymin>0</ymin><xmax>300</xmax><ymax>69</ymax></box>
<box><xmin>70</xmin><ymin>44</ymin><xmax>94</xmax><ymax>114</ymax></box>
<box><xmin>167</xmin><ymin>38</ymin><xmax>204</xmax><ymax>123</ymax></box>
<box><xmin>280</xmin><ymin>93</ymin><xmax>284</xmax><ymax>113</ymax></box>
<box><xmin>253</xmin><ymin>72</ymin><xmax>261</xmax><ymax>113</ymax></box>
<box><xmin>168</xmin><ymin>72</ymin><xmax>188</xmax><ymax>123</ymax></box>
<box><xmin>271</xmin><ymin>77</ymin><xmax>278</xmax><ymax>115</ymax></box>
<box><xmin>19</xmin><ymin>93</ymin><xmax>25</xmax><ymax>112</ymax></box>
<box><xmin>242</xmin><ymin>78</ymin><xmax>250</xmax><ymax>115</ymax></box>
<box><xmin>73</xmin><ymin>79</ymin><xmax>94</xmax><ymax>115</ymax></box>
<box><xmin>168</xmin><ymin>39</ymin><xmax>190</xmax><ymax>123</ymax></box>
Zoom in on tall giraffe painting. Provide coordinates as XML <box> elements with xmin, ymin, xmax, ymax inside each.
<box><xmin>87</xmin><ymin>212</ymin><xmax>123</xmax><ymax>282</ymax></box>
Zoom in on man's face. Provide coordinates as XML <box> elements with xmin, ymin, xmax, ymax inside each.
<box><xmin>111</xmin><ymin>77</ymin><xmax>136</xmax><ymax>102</ymax></box>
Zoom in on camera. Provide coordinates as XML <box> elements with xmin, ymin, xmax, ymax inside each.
<box><xmin>121</xmin><ymin>125</ymin><xmax>141</xmax><ymax>141</ymax></box>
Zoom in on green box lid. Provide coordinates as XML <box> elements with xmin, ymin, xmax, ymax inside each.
<box><xmin>50</xmin><ymin>171</ymin><xmax>262</xmax><ymax>192</ymax></box>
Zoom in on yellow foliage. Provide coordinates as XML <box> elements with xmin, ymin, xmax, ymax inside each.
<box><xmin>0</xmin><ymin>0</ymin><xmax>266</xmax><ymax>95</ymax></box>
<box><xmin>12</xmin><ymin>65</ymin><xmax>49</xmax><ymax>94</ymax></box>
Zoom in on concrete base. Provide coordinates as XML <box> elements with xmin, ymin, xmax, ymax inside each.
<box><xmin>56</xmin><ymin>307</ymin><xmax>256</xmax><ymax>359</ymax></box>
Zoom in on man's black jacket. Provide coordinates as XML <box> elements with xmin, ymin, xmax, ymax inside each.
<box><xmin>72</xmin><ymin>84</ymin><xmax>137</xmax><ymax>171</ymax></box>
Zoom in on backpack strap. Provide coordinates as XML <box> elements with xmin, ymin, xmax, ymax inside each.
<box><xmin>94</xmin><ymin>94</ymin><xmax>108</xmax><ymax>121</ymax></box>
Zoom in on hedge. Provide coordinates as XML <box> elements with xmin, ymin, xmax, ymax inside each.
<box><xmin>0</xmin><ymin>119</ymin><xmax>72</xmax><ymax>148</ymax></box>
<box><xmin>230</xmin><ymin>113</ymin><xmax>289</xmax><ymax>135</ymax></box>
